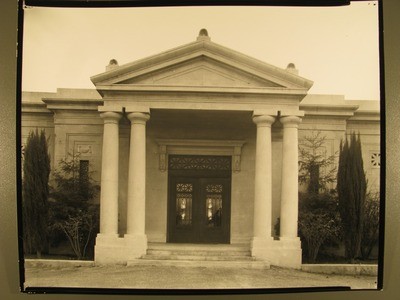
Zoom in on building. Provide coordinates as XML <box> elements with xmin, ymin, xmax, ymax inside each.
<box><xmin>21</xmin><ymin>29</ymin><xmax>380</xmax><ymax>269</ymax></box>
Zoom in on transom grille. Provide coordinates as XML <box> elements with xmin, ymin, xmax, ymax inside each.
<box><xmin>168</xmin><ymin>155</ymin><xmax>231</xmax><ymax>171</ymax></box>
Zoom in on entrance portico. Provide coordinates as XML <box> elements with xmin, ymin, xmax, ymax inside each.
<box><xmin>94</xmin><ymin>107</ymin><xmax>305</xmax><ymax>268</ymax></box>
<box><xmin>93</xmin><ymin>29</ymin><xmax>313</xmax><ymax>268</ymax></box>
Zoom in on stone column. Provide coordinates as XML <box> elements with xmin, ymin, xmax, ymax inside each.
<box><xmin>280</xmin><ymin>116</ymin><xmax>302</xmax><ymax>239</ymax></box>
<box><xmin>98</xmin><ymin>112</ymin><xmax>122</xmax><ymax>237</ymax></box>
<box><xmin>125</xmin><ymin>111</ymin><xmax>150</xmax><ymax>258</ymax></box>
<box><xmin>251</xmin><ymin>114</ymin><xmax>275</xmax><ymax>249</ymax></box>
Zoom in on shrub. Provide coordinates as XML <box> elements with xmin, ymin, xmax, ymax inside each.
<box><xmin>49</xmin><ymin>154</ymin><xmax>100</xmax><ymax>260</ymax></box>
<box><xmin>298</xmin><ymin>191</ymin><xmax>341</xmax><ymax>263</ymax></box>
<box><xmin>361</xmin><ymin>192</ymin><xmax>380</xmax><ymax>260</ymax></box>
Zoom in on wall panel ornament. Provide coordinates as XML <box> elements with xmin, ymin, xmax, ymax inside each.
<box><xmin>77</xmin><ymin>144</ymin><xmax>93</xmax><ymax>156</ymax></box>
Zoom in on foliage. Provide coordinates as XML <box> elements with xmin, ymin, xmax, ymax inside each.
<box><xmin>49</xmin><ymin>154</ymin><xmax>100</xmax><ymax>260</ymax></box>
<box><xmin>298</xmin><ymin>191</ymin><xmax>341</xmax><ymax>263</ymax></box>
<box><xmin>361</xmin><ymin>192</ymin><xmax>380</xmax><ymax>260</ymax></box>
<box><xmin>337</xmin><ymin>133</ymin><xmax>367</xmax><ymax>262</ymax></box>
<box><xmin>296</xmin><ymin>131</ymin><xmax>341</xmax><ymax>262</ymax></box>
<box><xmin>22</xmin><ymin>129</ymin><xmax>51</xmax><ymax>258</ymax></box>
<box><xmin>298</xmin><ymin>131</ymin><xmax>337</xmax><ymax>194</ymax></box>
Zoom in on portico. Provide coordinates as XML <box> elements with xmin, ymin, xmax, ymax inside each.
<box><xmin>91</xmin><ymin>29</ymin><xmax>313</xmax><ymax>268</ymax></box>
<box><xmin>94</xmin><ymin>108</ymin><xmax>304</xmax><ymax>268</ymax></box>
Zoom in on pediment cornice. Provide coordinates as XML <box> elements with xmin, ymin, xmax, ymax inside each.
<box><xmin>95</xmin><ymin>84</ymin><xmax>309</xmax><ymax>96</ymax></box>
<box><xmin>91</xmin><ymin>34</ymin><xmax>313</xmax><ymax>92</ymax></box>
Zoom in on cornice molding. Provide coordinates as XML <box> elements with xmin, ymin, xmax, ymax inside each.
<box><xmin>300</xmin><ymin>103</ymin><xmax>359</xmax><ymax>118</ymax></box>
<box><xmin>42</xmin><ymin>98</ymin><xmax>103</xmax><ymax>111</ymax></box>
<box><xmin>21</xmin><ymin>102</ymin><xmax>52</xmax><ymax>114</ymax></box>
<box><xmin>96</xmin><ymin>84</ymin><xmax>309</xmax><ymax>96</ymax></box>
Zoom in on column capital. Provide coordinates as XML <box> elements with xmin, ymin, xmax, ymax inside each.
<box><xmin>280</xmin><ymin>115</ymin><xmax>302</xmax><ymax>128</ymax></box>
<box><xmin>252</xmin><ymin>115</ymin><xmax>276</xmax><ymax>127</ymax></box>
<box><xmin>125</xmin><ymin>105</ymin><xmax>150</xmax><ymax>114</ymax></box>
<box><xmin>98</xmin><ymin>105</ymin><xmax>123</xmax><ymax>113</ymax></box>
<box><xmin>127</xmin><ymin>112</ymin><xmax>150</xmax><ymax>125</ymax></box>
<box><xmin>100</xmin><ymin>111</ymin><xmax>122</xmax><ymax>124</ymax></box>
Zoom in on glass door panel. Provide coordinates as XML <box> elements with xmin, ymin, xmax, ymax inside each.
<box><xmin>205</xmin><ymin>184</ymin><xmax>223</xmax><ymax>228</ymax></box>
<box><xmin>175</xmin><ymin>183</ymin><xmax>193</xmax><ymax>226</ymax></box>
<box><xmin>168</xmin><ymin>175</ymin><xmax>230</xmax><ymax>243</ymax></box>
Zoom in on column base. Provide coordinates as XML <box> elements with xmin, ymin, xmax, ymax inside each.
<box><xmin>94</xmin><ymin>233</ymin><xmax>148</xmax><ymax>265</ymax></box>
<box><xmin>94</xmin><ymin>234</ymin><xmax>127</xmax><ymax>265</ymax></box>
<box><xmin>124</xmin><ymin>234</ymin><xmax>148</xmax><ymax>260</ymax></box>
<box><xmin>250</xmin><ymin>236</ymin><xmax>274</xmax><ymax>259</ymax></box>
<box><xmin>251</xmin><ymin>236</ymin><xmax>302</xmax><ymax>269</ymax></box>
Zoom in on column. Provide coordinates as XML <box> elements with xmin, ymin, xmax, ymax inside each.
<box><xmin>125</xmin><ymin>112</ymin><xmax>150</xmax><ymax>257</ymax></box>
<box><xmin>98</xmin><ymin>112</ymin><xmax>122</xmax><ymax>237</ymax></box>
<box><xmin>252</xmin><ymin>115</ymin><xmax>276</xmax><ymax>243</ymax></box>
<box><xmin>280</xmin><ymin>116</ymin><xmax>302</xmax><ymax>239</ymax></box>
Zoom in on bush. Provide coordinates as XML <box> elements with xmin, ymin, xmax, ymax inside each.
<box><xmin>361</xmin><ymin>192</ymin><xmax>380</xmax><ymax>260</ymax></box>
<box><xmin>48</xmin><ymin>154</ymin><xmax>100</xmax><ymax>260</ymax></box>
<box><xmin>298</xmin><ymin>191</ymin><xmax>341</xmax><ymax>263</ymax></box>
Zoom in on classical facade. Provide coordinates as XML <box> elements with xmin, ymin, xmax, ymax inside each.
<box><xmin>21</xmin><ymin>30</ymin><xmax>380</xmax><ymax>268</ymax></box>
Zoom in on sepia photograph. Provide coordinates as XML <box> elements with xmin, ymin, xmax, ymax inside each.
<box><xmin>20</xmin><ymin>1</ymin><xmax>382</xmax><ymax>293</ymax></box>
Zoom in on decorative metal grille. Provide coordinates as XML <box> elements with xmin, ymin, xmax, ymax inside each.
<box><xmin>206</xmin><ymin>184</ymin><xmax>223</xmax><ymax>193</ymax></box>
<box><xmin>168</xmin><ymin>155</ymin><xmax>231</xmax><ymax>171</ymax></box>
<box><xmin>79</xmin><ymin>160</ymin><xmax>89</xmax><ymax>186</ymax></box>
<box><xmin>371</xmin><ymin>152</ymin><xmax>380</xmax><ymax>167</ymax></box>
<box><xmin>176</xmin><ymin>183</ymin><xmax>193</xmax><ymax>193</ymax></box>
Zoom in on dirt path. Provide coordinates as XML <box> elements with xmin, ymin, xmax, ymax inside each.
<box><xmin>24</xmin><ymin>265</ymin><xmax>378</xmax><ymax>291</ymax></box>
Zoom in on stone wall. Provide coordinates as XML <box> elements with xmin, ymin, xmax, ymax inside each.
<box><xmin>21</xmin><ymin>91</ymin><xmax>381</xmax><ymax>245</ymax></box>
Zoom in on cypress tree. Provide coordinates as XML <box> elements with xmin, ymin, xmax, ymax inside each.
<box><xmin>337</xmin><ymin>132</ymin><xmax>367</xmax><ymax>262</ymax></box>
<box><xmin>22</xmin><ymin>129</ymin><xmax>51</xmax><ymax>258</ymax></box>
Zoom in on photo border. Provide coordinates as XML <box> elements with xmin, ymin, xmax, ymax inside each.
<box><xmin>16</xmin><ymin>0</ymin><xmax>385</xmax><ymax>295</ymax></box>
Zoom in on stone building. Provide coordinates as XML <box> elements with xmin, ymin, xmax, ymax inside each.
<box><xmin>21</xmin><ymin>30</ymin><xmax>380</xmax><ymax>269</ymax></box>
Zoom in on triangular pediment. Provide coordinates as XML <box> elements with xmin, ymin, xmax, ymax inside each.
<box><xmin>91</xmin><ymin>33</ymin><xmax>313</xmax><ymax>91</ymax></box>
<box><xmin>119</xmin><ymin>57</ymin><xmax>281</xmax><ymax>88</ymax></box>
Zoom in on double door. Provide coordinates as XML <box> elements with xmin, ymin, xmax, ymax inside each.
<box><xmin>168</xmin><ymin>175</ymin><xmax>231</xmax><ymax>244</ymax></box>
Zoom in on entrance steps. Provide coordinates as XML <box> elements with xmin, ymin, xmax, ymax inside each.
<box><xmin>127</xmin><ymin>243</ymin><xmax>270</xmax><ymax>269</ymax></box>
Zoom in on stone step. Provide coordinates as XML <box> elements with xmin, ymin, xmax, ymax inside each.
<box><xmin>148</xmin><ymin>242</ymin><xmax>249</xmax><ymax>251</ymax></box>
<box><xmin>147</xmin><ymin>249</ymin><xmax>251</xmax><ymax>257</ymax></box>
<box><xmin>127</xmin><ymin>259</ymin><xmax>270</xmax><ymax>269</ymax></box>
<box><xmin>146</xmin><ymin>243</ymin><xmax>251</xmax><ymax>257</ymax></box>
<box><xmin>142</xmin><ymin>254</ymin><xmax>256</xmax><ymax>261</ymax></box>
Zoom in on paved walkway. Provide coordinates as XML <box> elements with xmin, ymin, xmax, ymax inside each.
<box><xmin>24</xmin><ymin>264</ymin><xmax>378</xmax><ymax>290</ymax></box>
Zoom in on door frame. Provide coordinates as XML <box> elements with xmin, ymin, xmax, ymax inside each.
<box><xmin>166</xmin><ymin>156</ymin><xmax>232</xmax><ymax>244</ymax></box>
